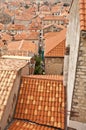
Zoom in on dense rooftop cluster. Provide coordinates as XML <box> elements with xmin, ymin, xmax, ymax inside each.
<box><xmin>0</xmin><ymin>1</ymin><xmax>69</xmax><ymax>129</ymax></box>
<box><xmin>1</xmin><ymin>0</ymin><xmax>86</xmax><ymax>130</ymax></box>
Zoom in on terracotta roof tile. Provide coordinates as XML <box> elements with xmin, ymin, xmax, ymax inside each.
<box><xmin>1</xmin><ymin>33</ymin><xmax>12</xmax><ymax>41</ymax></box>
<box><xmin>0</xmin><ymin>70</ymin><xmax>17</xmax><ymax>121</ymax></box>
<box><xmin>7</xmin><ymin>120</ymin><xmax>54</xmax><ymax>130</ymax></box>
<box><xmin>44</xmin><ymin>32</ymin><xmax>58</xmax><ymax>39</ymax></box>
<box><xmin>14</xmin><ymin>32</ymin><xmax>39</xmax><ymax>40</ymax></box>
<box><xmin>24</xmin><ymin>0</ymin><xmax>31</xmax><ymax>5</ymax></box>
<box><xmin>28</xmin><ymin>75</ymin><xmax>63</xmax><ymax>81</ymax></box>
<box><xmin>44</xmin><ymin>29</ymin><xmax>66</xmax><ymax>57</ymax></box>
<box><xmin>7</xmin><ymin>24</ymin><xmax>26</xmax><ymax>31</ymax></box>
<box><xmin>15</xmin><ymin>13</ymin><xmax>34</xmax><ymax>21</ymax></box>
<box><xmin>0</xmin><ymin>59</ymin><xmax>28</xmax><ymax>71</ymax></box>
<box><xmin>14</xmin><ymin>32</ymin><xmax>28</xmax><ymax>41</ymax></box>
<box><xmin>7</xmin><ymin>40</ymin><xmax>38</xmax><ymax>55</ymax></box>
<box><xmin>0</xmin><ymin>23</ymin><xmax>4</xmax><ymax>30</ymax></box>
<box><xmin>7</xmin><ymin>41</ymin><xmax>20</xmax><ymax>50</ymax></box>
<box><xmin>45</xmin><ymin>39</ymin><xmax>65</xmax><ymax>57</ymax></box>
<box><xmin>51</xmin><ymin>5</ymin><xmax>61</xmax><ymax>13</ymax></box>
<box><xmin>14</xmin><ymin>76</ymin><xmax>65</xmax><ymax>129</ymax></box>
<box><xmin>40</xmin><ymin>5</ymin><xmax>50</xmax><ymax>12</ymax></box>
<box><xmin>43</xmin><ymin>15</ymin><xmax>66</xmax><ymax>21</ymax></box>
<box><xmin>4</xmin><ymin>8</ymin><xmax>14</xmax><ymax>17</ymax></box>
<box><xmin>21</xmin><ymin>41</ymin><xmax>38</xmax><ymax>54</ymax></box>
<box><xmin>0</xmin><ymin>41</ymin><xmax>4</xmax><ymax>48</ymax></box>
<box><xmin>27</xmin><ymin>32</ymin><xmax>39</xmax><ymax>40</ymax></box>
<box><xmin>79</xmin><ymin>0</ymin><xmax>86</xmax><ymax>30</ymax></box>
<box><xmin>29</xmin><ymin>22</ymin><xmax>42</xmax><ymax>30</ymax></box>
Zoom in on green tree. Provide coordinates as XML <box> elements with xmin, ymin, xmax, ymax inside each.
<box><xmin>34</xmin><ymin>55</ymin><xmax>42</xmax><ymax>74</ymax></box>
<box><xmin>24</xmin><ymin>5</ymin><xmax>29</xmax><ymax>9</ymax></box>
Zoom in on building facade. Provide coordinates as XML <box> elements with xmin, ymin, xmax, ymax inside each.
<box><xmin>64</xmin><ymin>0</ymin><xmax>86</xmax><ymax>129</ymax></box>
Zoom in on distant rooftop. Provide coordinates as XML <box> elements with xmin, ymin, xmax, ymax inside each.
<box><xmin>79</xmin><ymin>0</ymin><xmax>86</xmax><ymax>30</ymax></box>
<box><xmin>0</xmin><ymin>58</ymin><xmax>30</xmax><ymax>71</ymax></box>
<box><xmin>0</xmin><ymin>70</ymin><xmax>17</xmax><ymax>121</ymax></box>
<box><xmin>44</xmin><ymin>29</ymin><xmax>66</xmax><ymax>57</ymax></box>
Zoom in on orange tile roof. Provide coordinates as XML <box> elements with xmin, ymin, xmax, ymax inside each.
<box><xmin>0</xmin><ymin>41</ymin><xmax>4</xmax><ymax>48</ymax></box>
<box><xmin>24</xmin><ymin>0</ymin><xmax>31</xmax><ymax>5</ymax></box>
<box><xmin>1</xmin><ymin>33</ymin><xmax>12</xmax><ymax>41</ymax></box>
<box><xmin>35</xmin><ymin>16</ymin><xmax>42</xmax><ymax>23</ymax></box>
<box><xmin>14</xmin><ymin>32</ymin><xmax>28</xmax><ymax>41</ymax></box>
<box><xmin>28</xmin><ymin>75</ymin><xmax>63</xmax><ymax>81</ymax></box>
<box><xmin>7</xmin><ymin>41</ymin><xmax>20</xmax><ymax>50</ymax></box>
<box><xmin>7</xmin><ymin>24</ymin><xmax>26</xmax><ymax>31</ymax></box>
<box><xmin>9</xmin><ymin>1</ymin><xmax>19</xmax><ymax>6</ymax></box>
<box><xmin>79</xmin><ymin>0</ymin><xmax>86</xmax><ymax>30</ymax></box>
<box><xmin>44</xmin><ymin>32</ymin><xmax>59</xmax><ymax>39</ymax></box>
<box><xmin>15</xmin><ymin>14</ymin><xmax>34</xmax><ymax>21</ymax></box>
<box><xmin>40</xmin><ymin>11</ymin><xmax>51</xmax><ymax>16</ymax></box>
<box><xmin>7</xmin><ymin>120</ymin><xmax>54</xmax><ymax>130</ymax></box>
<box><xmin>27</xmin><ymin>31</ymin><xmax>39</xmax><ymax>40</ymax></box>
<box><xmin>29</xmin><ymin>21</ymin><xmax>42</xmax><ymax>30</ymax></box>
<box><xmin>0</xmin><ymin>70</ymin><xmax>17</xmax><ymax>121</ymax></box>
<box><xmin>61</xmin><ymin>10</ymin><xmax>69</xmax><ymax>17</ymax></box>
<box><xmin>20</xmin><ymin>41</ymin><xmax>38</xmax><ymax>54</ymax></box>
<box><xmin>7</xmin><ymin>40</ymin><xmax>38</xmax><ymax>55</ymax></box>
<box><xmin>14</xmin><ymin>32</ymin><xmax>39</xmax><ymax>40</ymax></box>
<box><xmin>43</xmin><ymin>15</ymin><xmax>66</xmax><ymax>21</ymax></box>
<box><xmin>0</xmin><ymin>23</ymin><xmax>4</xmax><ymax>30</ymax></box>
<box><xmin>0</xmin><ymin>59</ymin><xmax>28</xmax><ymax>71</ymax></box>
<box><xmin>51</xmin><ymin>5</ymin><xmax>61</xmax><ymax>13</ymax></box>
<box><xmin>44</xmin><ymin>29</ymin><xmax>66</xmax><ymax>57</ymax></box>
<box><xmin>40</xmin><ymin>5</ymin><xmax>50</xmax><ymax>12</ymax></box>
<box><xmin>4</xmin><ymin>8</ymin><xmax>14</xmax><ymax>17</ymax></box>
<box><xmin>46</xmin><ymin>40</ymin><xmax>65</xmax><ymax>57</ymax></box>
<box><xmin>27</xmin><ymin>6</ymin><xmax>36</xmax><ymax>15</ymax></box>
<box><xmin>14</xmin><ymin>75</ymin><xmax>65</xmax><ymax>129</ymax></box>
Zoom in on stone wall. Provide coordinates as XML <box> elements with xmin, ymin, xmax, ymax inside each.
<box><xmin>0</xmin><ymin>72</ymin><xmax>20</xmax><ymax>130</ymax></box>
<box><xmin>45</xmin><ymin>57</ymin><xmax>64</xmax><ymax>75</ymax></box>
<box><xmin>64</xmin><ymin>0</ymin><xmax>80</xmax><ymax>126</ymax></box>
<box><xmin>71</xmin><ymin>32</ymin><xmax>86</xmax><ymax>123</ymax></box>
<box><xmin>43</xmin><ymin>26</ymin><xmax>61</xmax><ymax>34</ymax></box>
<box><xmin>64</xmin><ymin>0</ymin><xmax>86</xmax><ymax>129</ymax></box>
<box><xmin>0</xmin><ymin>65</ymin><xmax>29</xmax><ymax>130</ymax></box>
<box><xmin>68</xmin><ymin>127</ymin><xmax>76</xmax><ymax>130</ymax></box>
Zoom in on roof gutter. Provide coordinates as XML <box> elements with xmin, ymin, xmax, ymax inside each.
<box><xmin>1</xmin><ymin>55</ymin><xmax>32</xmax><ymax>61</ymax></box>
